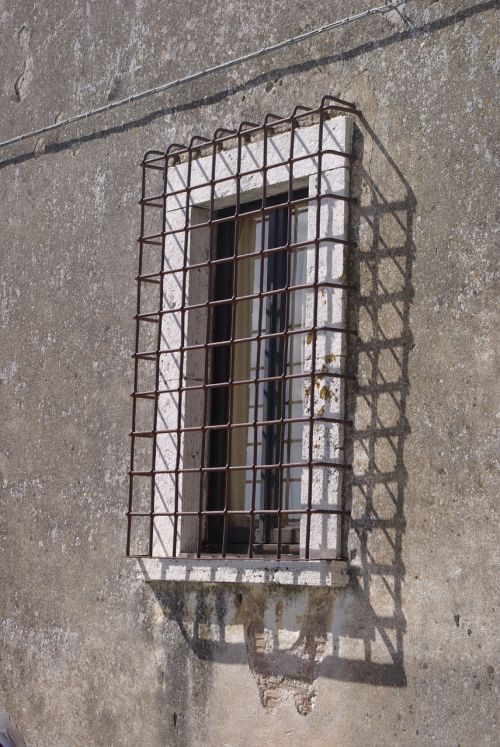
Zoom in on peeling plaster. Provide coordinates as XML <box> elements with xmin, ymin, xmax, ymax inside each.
<box><xmin>236</xmin><ymin>587</ymin><xmax>336</xmax><ymax>715</ymax></box>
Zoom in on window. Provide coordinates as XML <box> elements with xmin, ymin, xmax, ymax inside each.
<box><xmin>127</xmin><ymin>97</ymin><xmax>356</xmax><ymax>569</ymax></box>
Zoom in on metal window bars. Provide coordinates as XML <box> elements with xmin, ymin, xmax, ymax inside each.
<box><xmin>127</xmin><ymin>95</ymin><xmax>359</xmax><ymax>562</ymax></box>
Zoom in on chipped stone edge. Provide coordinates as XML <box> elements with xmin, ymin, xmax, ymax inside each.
<box><xmin>135</xmin><ymin>557</ymin><xmax>349</xmax><ymax>588</ymax></box>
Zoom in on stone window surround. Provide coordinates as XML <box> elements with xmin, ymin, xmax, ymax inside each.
<box><xmin>138</xmin><ymin>115</ymin><xmax>353</xmax><ymax>587</ymax></box>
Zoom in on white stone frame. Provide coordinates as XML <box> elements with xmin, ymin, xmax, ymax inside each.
<box><xmin>140</xmin><ymin>115</ymin><xmax>353</xmax><ymax>585</ymax></box>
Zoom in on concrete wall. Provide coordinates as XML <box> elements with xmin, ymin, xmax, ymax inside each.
<box><xmin>0</xmin><ymin>1</ymin><xmax>498</xmax><ymax>745</ymax></box>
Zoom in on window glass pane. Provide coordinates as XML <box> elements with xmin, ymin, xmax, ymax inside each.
<box><xmin>224</xmin><ymin>196</ymin><xmax>308</xmax><ymax>543</ymax></box>
<box><xmin>283</xmin><ymin>203</ymin><xmax>308</xmax><ymax>520</ymax></box>
<box><xmin>229</xmin><ymin>213</ymin><xmax>263</xmax><ymax>527</ymax></box>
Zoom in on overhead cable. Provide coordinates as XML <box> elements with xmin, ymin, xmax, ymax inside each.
<box><xmin>0</xmin><ymin>1</ymin><xmax>405</xmax><ymax>149</ymax></box>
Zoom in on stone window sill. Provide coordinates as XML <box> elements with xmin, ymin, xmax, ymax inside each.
<box><xmin>135</xmin><ymin>557</ymin><xmax>349</xmax><ymax>588</ymax></box>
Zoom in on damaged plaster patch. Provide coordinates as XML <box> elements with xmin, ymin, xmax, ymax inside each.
<box><xmin>14</xmin><ymin>25</ymin><xmax>34</xmax><ymax>101</ymax></box>
<box><xmin>152</xmin><ymin>583</ymin><xmax>341</xmax><ymax>718</ymax></box>
<box><xmin>236</xmin><ymin>587</ymin><xmax>336</xmax><ymax>716</ymax></box>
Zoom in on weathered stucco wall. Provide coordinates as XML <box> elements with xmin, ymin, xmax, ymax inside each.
<box><xmin>0</xmin><ymin>1</ymin><xmax>498</xmax><ymax>745</ymax></box>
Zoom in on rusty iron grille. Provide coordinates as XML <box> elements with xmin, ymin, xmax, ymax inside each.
<box><xmin>127</xmin><ymin>96</ymin><xmax>358</xmax><ymax>561</ymax></box>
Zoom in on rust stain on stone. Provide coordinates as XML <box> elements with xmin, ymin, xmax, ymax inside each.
<box><xmin>319</xmin><ymin>385</ymin><xmax>333</xmax><ymax>401</ymax></box>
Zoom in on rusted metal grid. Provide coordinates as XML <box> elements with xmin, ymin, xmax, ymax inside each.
<box><xmin>127</xmin><ymin>95</ymin><xmax>358</xmax><ymax>561</ymax></box>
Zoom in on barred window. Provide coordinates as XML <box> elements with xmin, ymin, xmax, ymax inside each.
<box><xmin>127</xmin><ymin>97</ymin><xmax>356</xmax><ymax>571</ymax></box>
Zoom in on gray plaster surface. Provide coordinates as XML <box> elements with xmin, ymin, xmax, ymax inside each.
<box><xmin>0</xmin><ymin>1</ymin><xmax>498</xmax><ymax>745</ymax></box>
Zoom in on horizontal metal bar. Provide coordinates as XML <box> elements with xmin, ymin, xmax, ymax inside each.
<box><xmin>131</xmin><ymin>412</ymin><xmax>352</xmax><ymax>437</ymax></box>
<box><xmin>138</xmin><ymin>192</ymin><xmax>355</xmax><ymax>244</ymax></box>
<box><xmin>130</xmin><ymin>460</ymin><xmax>351</xmax><ymax>476</ymax></box>
<box><xmin>133</xmin><ymin>324</ymin><xmax>357</xmax><ymax>360</ymax></box>
<box><xmin>140</xmin><ymin>147</ymin><xmax>353</xmax><ymax>204</ymax></box>
<box><xmin>128</xmin><ymin>507</ymin><xmax>350</xmax><ymax>517</ymax></box>
<box><xmin>136</xmin><ymin>235</ymin><xmax>356</xmax><ymax>280</ymax></box>
<box><xmin>135</xmin><ymin>280</ymin><xmax>356</xmax><ymax>322</ymax></box>
<box><xmin>132</xmin><ymin>368</ymin><xmax>355</xmax><ymax>399</ymax></box>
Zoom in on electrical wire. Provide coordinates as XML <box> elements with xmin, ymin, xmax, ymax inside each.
<box><xmin>0</xmin><ymin>0</ymin><xmax>405</xmax><ymax>149</ymax></box>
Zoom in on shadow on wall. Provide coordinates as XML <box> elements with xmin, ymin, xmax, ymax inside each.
<box><xmin>149</xmin><ymin>119</ymin><xmax>414</xmax><ymax>712</ymax></box>
<box><xmin>334</xmin><ymin>115</ymin><xmax>414</xmax><ymax>688</ymax></box>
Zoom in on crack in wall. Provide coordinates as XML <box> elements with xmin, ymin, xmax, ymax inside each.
<box><xmin>14</xmin><ymin>25</ymin><xmax>34</xmax><ymax>102</ymax></box>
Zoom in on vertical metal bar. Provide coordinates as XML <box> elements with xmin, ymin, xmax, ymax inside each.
<box><xmin>172</xmin><ymin>146</ymin><xmax>194</xmax><ymax>558</ymax></box>
<box><xmin>196</xmin><ymin>137</ymin><xmax>218</xmax><ymax>557</ymax></box>
<box><xmin>148</xmin><ymin>154</ymin><xmax>170</xmax><ymax>556</ymax></box>
<box><xmin>305</xmin><ymin>104</ymin><xmax>325</xmax><ymax>559</ymax></box>
<box><xmin>275</xmin><ymin>117</ymin><xmax>296</xmax><ymax>560</ymax></box>
<box><xmin>248</xmin><ymin>118</ymin><xmax>270</xmax><ymax>557</ymax></box>
<box><xmin>341</xmin><ymin>140</ymin><xmax>356</xmax><ymax>560</ymax></box>
<box><xmin>221</xmin><ymin>131</ymin><xmax>242</xmax><ymax>558</ymax></box>
<box><xmin>127</xmin><ymin>160</ymin><xmax>148</xmax><ymax>556</ymax></box>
